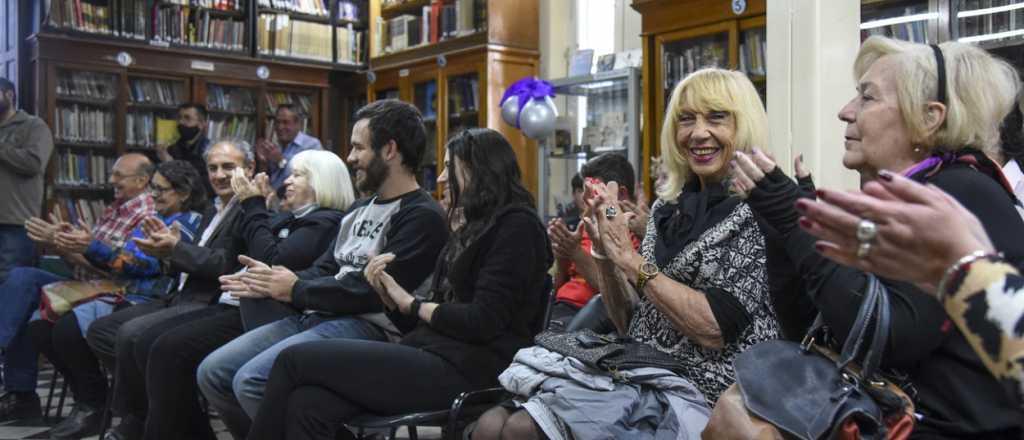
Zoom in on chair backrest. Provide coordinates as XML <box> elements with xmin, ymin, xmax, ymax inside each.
<box><xmin>532</xmin><ymin>274</ymin><xmax>555</xmax><ymax>335</ymax></box>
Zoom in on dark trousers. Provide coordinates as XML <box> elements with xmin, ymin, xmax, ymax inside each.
<box><xmin>27</xmin><ymin>314</ymin><xmax>107</xmax><ymax>408</ymax></box>
<box><xmin>246</xmin><ymin>339</ymin><xmax>475</xmax><ymax>440</ymax></box>
<box><xmin>86</xmin><ymin>300</ymin><xmax>206</xmax><ymax>420</ymax></box>
<box><xmin>143</xmin><ymin>305</ymin><xmax>243</xmax><ymax>440</ymax></box>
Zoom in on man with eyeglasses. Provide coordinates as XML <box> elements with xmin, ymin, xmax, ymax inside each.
<box><xmin>0</xmin><ymin>153</ymin><xmax>154</xmax><ymax>423</ymax></box>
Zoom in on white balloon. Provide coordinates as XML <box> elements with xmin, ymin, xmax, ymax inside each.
<box><xmin>519</xmin><ymin>96</ymin><xmax>558</xmax><ymax>140</ymax></box>
<box><xmin>501</xmin><ymin>96</ymin><xmax>520</xmax><ymax>128</ymax></box>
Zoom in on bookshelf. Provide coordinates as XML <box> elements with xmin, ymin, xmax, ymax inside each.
<box><xmin>632</xmin><ymin>0</ymin><xmax>767</xmax><ymax>197</ymax></box>
<box><xmin>859</xmin><ymin>1</ymin><xmax>1024</xmax><ymax>81</ymax></box>
<box><xmin>366</xmin><ymin>0</ymin><xmax>540</xmax><ymax>197</ymax></box>
<box><xmin>126</xmin><ymin>75</ymin><xmax>189</xmax><ymax>151</ymax></box>
<box><xmin>255</xmin><ymin>0</ymin><xmax>368</xmax><ymax>66</ymax></box>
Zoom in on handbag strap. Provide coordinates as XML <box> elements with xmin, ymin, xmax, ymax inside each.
<box><xmin>837</xmin><ymin>275</ymin><xmax>881</xmax><ymax>368</ymax></box>
<box><xmin>859</xmin><ymin>277</ymin><xmax>891</xmax><ymax>380</ymax></box>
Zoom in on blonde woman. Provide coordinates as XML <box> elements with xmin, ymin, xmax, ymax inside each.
<box><xmin>731</xmin><ymin>36</ymin><xmax>1024</xmax><ymax>438</ymax></box>
<box><xmin>473</xmin><ymin>68</ymin><xmax>781</xmax><ymax>440</ymax></box>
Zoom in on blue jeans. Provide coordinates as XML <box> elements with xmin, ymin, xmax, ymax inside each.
<box><xmin>196</xmin><ymin>314</ymin><xmax>387</xmax><ymax>437</ymax></box>
<box><xmin>0</xmin><ymin>267</ymin><xmax>65</xmax><ymax>392</ymax></box>
<box><xmin>0</xmin><ymin>225</ymin><xmax>35</xmax><ymax>284</ymax></box>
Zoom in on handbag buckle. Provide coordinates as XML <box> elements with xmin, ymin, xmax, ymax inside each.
<box><xmin>800</xmin><ymin>335</ymin><xmax>815</xmax><ymax>351</ymax></box>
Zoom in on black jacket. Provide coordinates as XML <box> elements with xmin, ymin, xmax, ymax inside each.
<box><xmin>237</xmin><ymin>196</ymin><xmax>343</xmax><ymax>329</ymax></box>
<box><xmin>167</xmin><ymin>201</ymin><xmax>246</xmax><ymax>304</ymax></box>
<box><xmin>391</xmin><ymin>205</ymin><xmax>554</xmax><ymax>389</ymax></box>
<box><xmin>751</xmin><ymin>162</ymin><xmax>1024</xmax><ymax>439</ymax></box>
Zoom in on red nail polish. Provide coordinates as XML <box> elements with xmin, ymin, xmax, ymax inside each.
<box><xmin>794</xmin><ymin>200</ymin><xmax>807</xmax><ymax>213</ymax></box>
<box><xmin>815</xmin><ymin>189</ymin><xmax>826</xmax><ymax>199</ymax></box>
<box><xmin>798</xmin><ymin>217</ymin><xmax>813</xmax><ymax>229</ymax></box>
<box><xmin>878</xmin><ymin>170</ymin><xmax>894</xmax><ymax>182</ymax></box>
<box><xmin>814</xmin><ymin>242</ymin><xmax>827</xmax><ymax>253</ymax></box>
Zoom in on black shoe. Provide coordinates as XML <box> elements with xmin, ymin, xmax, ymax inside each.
<box><xmin>102</xmin><ymin>415</ymin><xmax>143</xmax><ymax>440</ymax></box>
<box><xmin>49</xmin><ymin>402</ymin><xmax>101</xmax><ymax>438</ymax></box>
<box><xmin>0</xmin><ymin>391</ymin><xmax>42</xmax><ymax>422</ymax></box>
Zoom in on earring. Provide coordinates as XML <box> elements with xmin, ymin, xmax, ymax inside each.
<box><xmin>913</xmin><ymin>147</ymin><xmax>922</xmax><ymax>153</ymax></box>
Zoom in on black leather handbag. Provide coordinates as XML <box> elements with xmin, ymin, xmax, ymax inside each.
<box><xmin>732</xmin><ymin>276</ymin><xmax>914</xmax><ymax>440</ymax></box>
<box><xmin>534</xmin><ymin>328</ymin><xmax>688</xmax><ymax>376</ymax></box>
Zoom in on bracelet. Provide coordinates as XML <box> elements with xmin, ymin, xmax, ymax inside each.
<box><xmin>936</xmin><ymin>250</ymin><xmax>1001</xmax><ymax>302</ymax></box>
<box><xmin>408</xmin><ymin>298</ymin><xmax>422</xmax><ymax>317</ymax></box>
<box><xmin>590</xmin><ymin>248</ymin><xmax>608</xmax><ymax>260</ymax></box>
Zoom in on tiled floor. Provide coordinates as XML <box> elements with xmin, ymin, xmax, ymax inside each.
<box><xmin>0</xmin><ymin>365</ymin><xmax>440</xmax><ymax>440</ymax></box>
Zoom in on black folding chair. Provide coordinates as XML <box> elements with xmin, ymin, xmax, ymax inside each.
<box><xmin>348</xmin><ymin>275</ymin><xmax>554</xmax><ymax>440</ymax></box>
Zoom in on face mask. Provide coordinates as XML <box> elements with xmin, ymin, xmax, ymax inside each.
<box><xmin>0</xmin><ymin>97</ymin><xmax>10</xmax><ymax>115</ymax></box>
<box><xmin>178</xmin><ymin>124</ymin><xmax>200</xmax><ymax>141</ymax></box>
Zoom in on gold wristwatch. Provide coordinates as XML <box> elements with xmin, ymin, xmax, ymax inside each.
<box><xmin>635</xmin><ymin>261</ymin><xmax>660</xmax><ymax>291</ymax></box>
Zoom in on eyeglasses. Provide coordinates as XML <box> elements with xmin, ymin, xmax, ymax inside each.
<box><xmin>148</xmin><ymin>184</ymin><xmax>174</xmax><ymax>196</ymax></box>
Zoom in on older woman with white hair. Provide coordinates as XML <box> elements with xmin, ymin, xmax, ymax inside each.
<box><xmin>474</xmin><ymin>68</ymin><xmax>781</xmax><ymax>440</ymax></box>
<box><xmin>731</xmin><ymin>36</ymin><xmax>1024</xmax><ymax>438</ymax></box>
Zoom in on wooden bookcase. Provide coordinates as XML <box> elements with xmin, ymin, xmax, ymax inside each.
<box><xmin>27</xmin><ymin>32</ymin><xmax>342</xmax><ymax>218</ymax></box>
<box><xmin>366</xmin><ymin>0</ymin><xmax>540</xmax><ymax>198</ymax></box>
<box><xmin>631</xmin><ymin>0</ymin><xmax>766</xmax><ymax>197</ymax></box>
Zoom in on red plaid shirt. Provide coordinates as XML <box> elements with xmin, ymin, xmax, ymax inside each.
<box><xmin>77</xmin><ymin>193</ymin><xmax>155</xmax><ymax>280</ymax></box>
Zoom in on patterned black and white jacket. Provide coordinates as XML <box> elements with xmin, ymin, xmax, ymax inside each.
<box><xmin>628</xmin><ymin>200</ymin><xmax>781</xmax><ymax>403</ymax></box>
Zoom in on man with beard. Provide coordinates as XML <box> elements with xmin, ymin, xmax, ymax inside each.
<box><xmin>194</xmin><ymin>99</ymin><xmax>447</xmax><ymax>439</ymax></box>
<box><xmin>0</xmin><ymin>77</ymin><xmax>53</xmax><ymax>283</ymax></box>
<box><xmin>156</xmin><ymin>103</ymin><xmax>213</xmax><ymax>198</ymax></box>
<box><xmin>85</xmin><ymin>140</ymin><xmax>253</xmax><ymax>440</ymax></box>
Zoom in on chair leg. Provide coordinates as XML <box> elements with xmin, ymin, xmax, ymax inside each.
<box><xmin>44</xmin><ymin>370</ymin><xmax>59</xmax><ymax>420</ymax></box>
<box><xmin>98</xmin><ymin>369</ymin><xmax>114</xmax><ymax>437</ymax></box>
<box><xmin>387</xmin><ymin>427</ymin><xmax>397</xmax><ymax>440</ymax></box>
<box><xmin>408</xmin><ymin>425</ymin><xmax>418</xmax><ymax>440</ymax></box>
<box><xmin>55</xmin><ymin>378</ymin><xmax>69</xmax><ymax>419</ymax></box>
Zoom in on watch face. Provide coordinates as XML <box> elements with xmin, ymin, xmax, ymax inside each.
<box><xmin>641</xmin><ymin>261</ymin><xmax>659</xmax><ymax>276</ymax></box>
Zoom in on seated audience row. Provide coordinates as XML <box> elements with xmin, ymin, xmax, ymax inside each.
<box><xmin>2</xmin><ymin>33</ymin><xmax>1024</xmax><ymax>440</ymax></box>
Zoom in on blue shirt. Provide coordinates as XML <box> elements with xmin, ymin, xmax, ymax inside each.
<box><xmin>269</xmin><ymin>131</ymin><xmax>323</xmax><ymax>190</ymax></box>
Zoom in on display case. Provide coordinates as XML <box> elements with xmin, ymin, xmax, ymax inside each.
<box><xmin>538</xmin><ymin>68</ymin><xmax>642</xmax><ymax>220</ymax></box>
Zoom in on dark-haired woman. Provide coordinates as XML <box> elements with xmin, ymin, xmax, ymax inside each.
<box><xmin>24</xmin><ymin>160</ymin><xmax>205</xmax><ymax>439</ymax></box>
<box><xmin>244</xmin><ymin>128</ymin><xmax>553</xmax><ymax>440</ymax></box>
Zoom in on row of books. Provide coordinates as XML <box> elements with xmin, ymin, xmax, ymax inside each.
<box><xmin>153</xmin><ymin>7</ymin><xmax>247</xmax><ymax>51</ymax></box>
<box><xmin>662</xmin><ymin>40</ymin><xmax>727</xmax><ymax>94</ymax></box>
<box><xmin>257</xmin><ymin>14</ymin><xmax>333</xmax><ymax>61</ymax></box>
<box><xmin>55</xmin><ymin>105</ymin><xmax>115</xmax><ymax>144</ymax></box>
<box><xmin>56</xmin><ymin>152</ymin><xmax>115</xmax><ymax>187</ymax></box>
<box><xmin>257</xmin><ymin>0</ymin><xmax>330</xmax><ymax>17</ymax></box>
<box><xmin>377</xmin><ymin>0</ymin><xmax>485</xmax><ymax>55</ymax></box>
<box><xmin>336</xmin><ymin>25</ymin><xmax>365</xmax><ymax>64</ymax></box>
<box><xmin>120</xmin><ymin>0</ymin><xmax>148</xmax><ymax>39</ymax></box>
<box><xmin>54</xmin><ymin>197</ymin><xmax>110</xmax><ymax>230</ymax></box>
<box><xmin>861</xmin><ymin>9</ymin><xmax>929</xmax><ymax>44</ymax></box>
<box><xmin>57</xmin><ymin>72</ymin><xmax>117</xmax><ymax>102</ymax></box>
<box><xmin>209</xmin><ymin>116</ymin><xmax>257</xmax><ymax>143</ymax></box>
<box><xmin>127</xmin><ymin>113</ymin><xmax>179</xmax><ymax>148</ymax></box>
<box><xmin>265</xmin><ymin>91</ymin><xmax>313</xmax><ymax>116</ymax></box>
<box><xmin>738</xmin><ymin>29</ymin><xmax>766</xmax><ymax>77</ymax></box>
<box><xmin>207</xmin><ymin>85</ymin><xmax>257</xmax><ymax>113</ymax></box>
<box><xmin>160</xmin><ymin>0</ymin><xmax>244</xmax><ymax>11</ymax></box>
<box><xmin>959</xmin><ymin>0</ymin><xmax>1024</xmax><ymax>39</ymax></box>
<box><xmin>129</xmin><ymin>78</ymin><xmax>187</xmax><ymax>106</ymax></box>
<box><xmin>447</xmin><ymin>75</ymin><xmax>479</xmax><ymax>115</ymax></box>
<box><xmin>47</xmin><ymin>0</ymin><xmax>114</xmax><ymax>35</ymax></box>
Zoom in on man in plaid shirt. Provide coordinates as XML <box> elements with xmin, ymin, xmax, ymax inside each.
<box><xmin>0</xmin><ymin>153</ymin><xmax>155</xmax><ymax>422</ymax></box>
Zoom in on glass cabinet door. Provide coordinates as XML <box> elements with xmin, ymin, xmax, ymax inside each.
<box><xmin>264</xmin><ymin>89</ymin><xmax>316</xmax><ymax>142</ymax></box>
<box><xmin>952</xmin><ymin>0</ymin><xmax>1024</xmax><ymax>45</ymax></box>
<box><xmin>860</xmin><ymin>0</ymin><xmax>933</xmax><ymax>43</ymax></box>
<box><xmin>205</xmin><ymin>83</ymin><xmax>258</xmax><ymax>145</ymax></box>
<box><xmin>413</xmin><ymin>78</ymin><xmax>439</xmax><ymax>193</ymax></box>
<box><xmin>660</xmin><ymin>32</ymin><xmax>728</xmax><ymax>111</ymax></box>
<box><xmin>446</xmin><ymin>72</ymin><xmax>481</xmax><ymax>137</ymax></box>
<box><xmin>126</xmin><ymin>76</ymin><xmax>188</xmax><ymax>151</ymax></box>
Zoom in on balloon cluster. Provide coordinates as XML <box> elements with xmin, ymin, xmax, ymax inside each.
<box><xmin>499</xmin><ymin>77</ymin><xmax>559</xmax><ymax>140</ymax></box>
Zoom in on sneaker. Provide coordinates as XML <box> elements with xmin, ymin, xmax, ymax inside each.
<box><xmin>0</xmin><ymin>391</ymin><xmax>42</xmax><ymax>423</ymax></box>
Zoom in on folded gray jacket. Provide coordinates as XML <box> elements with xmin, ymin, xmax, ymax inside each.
<box><xmin>499</xmin><ymin>345</ymin><xmax>711</xmax><ymax>440</ymax></box>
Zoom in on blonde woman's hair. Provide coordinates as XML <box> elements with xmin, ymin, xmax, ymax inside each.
<box><xmin>658</xmin><ymin>68</ymin><xmax>768</xmax><ymax>201</ymax></box>
<box><xmin>854</xmin><ymin>36</ymin><xmax>1020</xmax><ymax>158</ymax></box>
<box><xmin>289</xmin><ymin>150</ymin><xmax>355</xmax><ymax>211</ymax></box>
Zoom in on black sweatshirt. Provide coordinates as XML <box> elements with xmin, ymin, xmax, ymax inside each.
<box><xmin>236</xmin><ymin>196</ymin><xmax>343</xmax><ymax>329</ymax></box>
<box><xmin>750</xmin><ymin>163</ymin><xmax>1024</xmax><ymax>438</ymax></box>
<box><xmin>290</xmin><ymin>190</ymin><xmax>448</xmax><ymax>332</ymax></box>
<box><xmin>389</xmin><ymin>206</ymin><xmax>553</xmax><ymax>389</ymax></box>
